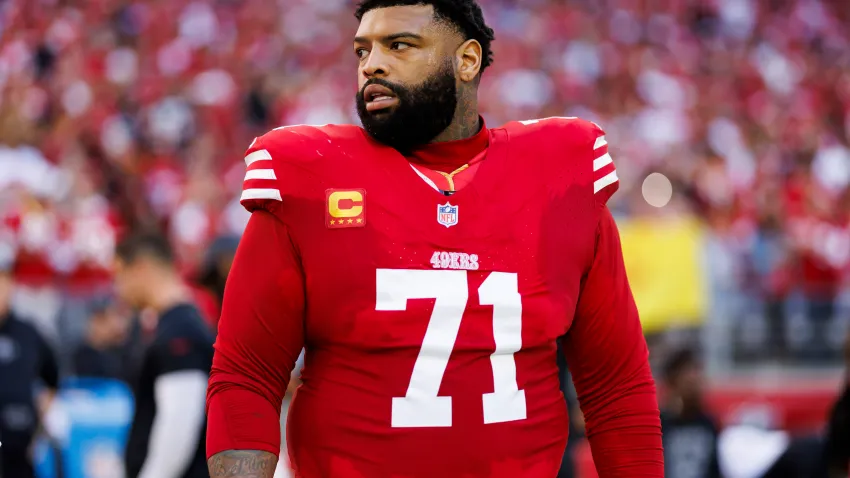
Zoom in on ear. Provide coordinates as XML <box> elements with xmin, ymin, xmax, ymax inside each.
<box><xmin>456</xmin><ymin>39</ymin><xmax>482</xmax><ymax>83</ymax></box>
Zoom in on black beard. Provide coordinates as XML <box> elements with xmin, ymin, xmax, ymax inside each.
<box><xmin>356</xmin><ymin>61</ymin><xmax>458</xmax><ymax>154</ymax></box>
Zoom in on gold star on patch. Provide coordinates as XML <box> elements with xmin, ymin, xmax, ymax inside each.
<box><xmin>356</xmin><ymin>218</ymin><xmax>363</xmax><ymax>223</ymax></box>
<box><xmin>330</xmin><ymin>220</ymin><xmax>335</xmax><ymax>225</ymax></box>
<box><xmin>347</xmin><ymin>219</ymin><xmax>354</xmax><ymax>224</ymax></box>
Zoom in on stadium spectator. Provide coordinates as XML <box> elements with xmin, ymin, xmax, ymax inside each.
<box><xmin>0</xmin><ymin>265</ymin><xmax>59</xmax><ymax>478</ymax></box>
<box><xmin>194</xmin><ymin>234</ymin><xmax>240</xmax><ymax>330</ymax></box>
<box><xmin>1</xmin><ymin>0</ymin><xmax>849</xmax><ymax>366</ymax></box>
<box><xmin>71</xmin><ymin>296</ymin><xmax>131</xmax><ymax>380</ymax></box>
<box><xmin>821</xmin><ymin>331</ymin><xmax>850</xmax><ymax>477</ymax></box>
<box><xmin>661</xmin><ymin>348</ymin><xmax>721</xmax><ymax>478</ymax></box>
<box><xmin>1</xmin><ymin>0</ymin><xmax>850</xmax><ymax>475</ymax></box>
<box><xmin>555</xmin><ymin>343</ymin><xmax>584</xmax><ymax>478</ymax></box>
<box><xmin>114</xmin><ymin>232</ymin><xmax>213</xmax><ymax>478</ymax></box>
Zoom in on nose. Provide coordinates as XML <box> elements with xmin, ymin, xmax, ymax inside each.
<box><xmin>361</xmin><ymin>48</ymin><xmax>390</xmax><ymax>80</ymax></box>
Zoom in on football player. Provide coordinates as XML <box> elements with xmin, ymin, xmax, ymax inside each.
<box><xmin>206</xmin><ymin>1</ymin><xmax>663</xmax><ymax>477</ymax></box>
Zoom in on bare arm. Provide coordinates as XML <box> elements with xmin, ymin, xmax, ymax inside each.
<box><xmin>208</xmin><ymin>450</ymin><xmax>278</xmax><ymax>478</ymax></box>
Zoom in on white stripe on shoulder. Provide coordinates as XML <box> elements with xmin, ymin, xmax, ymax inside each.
<box><xmin>241</xmin><ymin>188</ymin><xmax>282</xmax><ymax>201</ymax></box>
<box><xmin>593</xmin><ymin>153</ymin><xmax>613</xmax><ymax>172</ymax></box>
<box><xmin>244</xmin><ymin>169</ymin><xmax>277</xmax><ymax>181</ymax></box>
<box><xmin>594</xmin><ymin>170</ymin><xmax>619</xmax><ymax>194</ymax></box>
<box><xmin>244</xmin><ymin>149</ymin><xmax>272</xmax><ymax>166</ymax></box>
<box><xmin>594</xmin><ymin>136</ymin><xmax>608</xmax><ymax>150</ymax></box>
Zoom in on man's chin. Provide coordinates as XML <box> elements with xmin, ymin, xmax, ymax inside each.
<box><xmin>360</xmin><ymin>116</ymin><xmax>398</xmax><ymax>136</ymax></box>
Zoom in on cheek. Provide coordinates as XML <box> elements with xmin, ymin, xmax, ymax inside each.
<box><xmin>426</xmin><ymin>52</ymin><xmax>440</xmax><ymax>67</ymax></box>
<box><xmin>114</xmin><ymin>274</ymin><xmax>132</xmax><ymax>296</ymax></box>
<box><xmin>113</xmin><ymin>277</ymin><xmax>125</xmax><ymax>296</ymax></box>
<box><xmin>685</xmin><ymin>376</ymin><xmax>702</xmax><ymax>391</ymax></box>
<box><xmin>0</xmin><ymin>281</ymin><xmax>10</xmax><ymax>304</ymax></box>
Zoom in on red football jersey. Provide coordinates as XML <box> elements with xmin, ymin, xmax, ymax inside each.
<box><xmin>207</xmin><ymin>117</ymin><xmax>662</xmax><ymax>477</ymax></box>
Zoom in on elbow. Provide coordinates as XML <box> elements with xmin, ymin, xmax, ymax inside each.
<box><xmin>206</xmin><ymin>352</ymin><xmax>287</xmax><ymax>415</ymax></box>
<box><xmin>584</xmin><ymin>375</ymin><xmax>660</xmax><ymax>438</ymax></box>
<box><xmin>205</xmin><ymin>356</ymin><xmax>286</xmax><ymax>458</ymax></box>
<box><xmin>582</xmin><ymin>360</ymin><xmax>660</xmax><ymax>434</ymax></box>
<box><xmin>205</xmin><ymin>385</ymin><xmax>283</xmax><ymax>459</ymax></box>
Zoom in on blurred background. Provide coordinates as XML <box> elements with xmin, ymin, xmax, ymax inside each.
<box><xmin>1</xmin><ymin>0</ymin><xmax>849</xmax><ymax>477</ymax></box>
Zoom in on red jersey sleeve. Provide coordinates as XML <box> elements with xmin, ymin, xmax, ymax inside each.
<box><xmin>560</xmin><ymin>126</ymin><xmax>663</xmax><ymax>476</ymax></box>
<box><xmin>240</xmin><ymin>135</ymin><xmax>284</xmax><ymax>214</ymax></box>
<box><xmin>587</xmin><ymin>123</ymin><xmax>618</xmax><ymax>206</ymax></box>
<box><xmin>205</xmin><ymin>209</ymin><xmax>306</xmax><ymax>457</ymax></box>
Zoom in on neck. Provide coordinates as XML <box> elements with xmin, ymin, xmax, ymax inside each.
<box><xmin>146</xmin><ymin>274</ymin><xmax>189</xmax><ymax>314</ymax></box>
<box><xmin>432</xmin><ymin>93</ymin><xmax>480</xmax><ymax>143</ymax></box>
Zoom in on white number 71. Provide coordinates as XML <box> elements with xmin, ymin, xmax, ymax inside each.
<box><xmin>376</xmin><ymin>269</ymin><xmax>527</xmax><ymax>428</ymax></box>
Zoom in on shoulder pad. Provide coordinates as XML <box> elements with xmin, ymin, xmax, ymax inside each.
<box><xmin>503</xmin><ymin>116</ymin><xmax>592</xmax><ymax>141</ymax></box>
<box><xmin>584</xmin><ymin>122</ymin><xmax>618</xmax><ymax>206</ymax></box>
<box><xmin>239</xmin><ymin>134</ymin><xmax>281</xmax><ymax>213</ymax></box>
<box><xmin>504</xmin><ymin>117</ymin><xmax>619</xmax><ymax>206</ymax></box>
<box><xmin>238</xmin><ymin>124</ymin><xmax>362</xmax><ymax>213</ymax></box>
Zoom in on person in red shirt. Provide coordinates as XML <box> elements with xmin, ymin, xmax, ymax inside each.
<box><xmin>205</xmin><ymin>1</ymin><xmax>663</xmax><ymax>477</ymax></box>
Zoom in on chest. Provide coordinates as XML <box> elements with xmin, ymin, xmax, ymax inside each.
<box><xmin>283</xmin><ymin>154</ymin><xmax>597</xmax><ymax>349</ymax></box>
<box><xmin>0</xmin><ymin>330</ymin><xmax>39</xmax><ymax>376</ymax></box>
<box><xmin>132</xmin><ymin>335</ymin><xmax>169</xmax><ymax>400</ymax></box>
<box><xmin>663</xmin><ymin>424</ymin><xmax>717</xmax><ymax>476</ymax></box>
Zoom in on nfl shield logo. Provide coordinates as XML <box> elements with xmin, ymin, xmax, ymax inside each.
<box><xmin>437</xmin><ymin>202</ymin><xmax>459</xmax><ymax>228</ymax></box>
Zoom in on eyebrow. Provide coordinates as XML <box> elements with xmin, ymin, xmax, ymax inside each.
<box><xmin>353</xmin><ymin>32</ymin><xmax>425</xmax><ymax>44</ymax></box>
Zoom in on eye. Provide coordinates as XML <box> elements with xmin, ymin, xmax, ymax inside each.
<box><xmin>390</xmin><ymin>41</ymin><xmax>411</xmax><ymax>51</ymax></box>
<box><xmin>355</xmin><ymin>48</ymin><xmax>368</xmax><ymax>59</ymax></box>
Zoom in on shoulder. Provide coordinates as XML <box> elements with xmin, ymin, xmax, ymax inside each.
<box><xmin>156</xmin><ymin>304</ymin><xmax>213</xmax><ymax>345</ymax></box>
<box><xmin>258</xmin><ymin>123</ymin><xmax>364</xmax><ymax>152</ymax></box>
<box><xmin>152</xmin><ymin>305</ymin><xmax>213</xmax><ymax>373</ymax></box>
<box><xmin>701</xmin><ymin>413</ymin><xmax>723</xmax><ymax>432</ymax></box>
<box><xmin>499</xmin><ymin>116</ymin><xmax>618</xmax><ymax>206</ymax></box>
<box><xmin>501</xmin><ymin>116</ymin><xmax>601</xmax><ymax>144</ymax></box>
<box><xmin>240</xmin><ymin>124</ymin><xmax>365</xmax><ymax>213</ymax></box>
<box><xmin>6</xmin><ymin>315</ymin><xmax>44</xmax><ymax>342</ymax></box>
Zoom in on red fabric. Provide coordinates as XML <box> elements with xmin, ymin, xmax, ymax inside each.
<box><xmin>2</xmin><ymin>191</ymin><xmax>119</xmax><ymax>290</ymax></box>
<box><xmin>4</xmin><ymin>204</ymin><xmax>61</xmax><ymax>287</ymax></box>
<box><xmin>787</xmin><ymin>215</ymin><xmax>850</xmax><ymax>298</ymax></box>
<box><xmin>206</xmin><ymin>210</ymin><xmax>305</xmax><ymax>457</ymax></box>
<box><xmin>562</xmin><ymin>208</ymin><xmax>663</xmax><ymax>475</ymax></box>
<box><xmin>407</xmin><ymin>119</ymin><xmax>489</xmax><ymax>192</ymax></box>
<box><xmin>189</xmin><ymin>285</ymin><xmax>221</xmax><ymax>331</ymax></box>
<box><xmin>405</xmin><ymin>119</ymin><xmax>490</xmax><ymax>173</ymax></box>
<box><xmin>206</xmin><ymin>118</ymin><xmax>662</xmax><ymax>477</ymax></box>
<box><xmin>409</xmin><ymin>153</ymin><xmax>486</xmax><ymax>193</ymax></box>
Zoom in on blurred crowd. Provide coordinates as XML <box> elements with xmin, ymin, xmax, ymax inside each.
<box><xmin>1</xmin><ymin>0</ymin><xmax>850</xmax><ymax>477</ymax></box>
<box><xmin>1</xmin><ymin>0</ymin><xmax>850</xmax><ymax>369</ymax></box>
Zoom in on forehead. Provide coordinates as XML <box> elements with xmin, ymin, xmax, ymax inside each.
<box><xmin>355</xmin><ymin>4</ymin><xmax>452</xmax><ymax>40</ymax></box>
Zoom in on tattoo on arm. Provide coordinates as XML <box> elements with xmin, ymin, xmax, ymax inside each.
<box><xmin>208</xmin><ymin>450</ymin><xmax>278</xmax><ymax>478</ymax></box>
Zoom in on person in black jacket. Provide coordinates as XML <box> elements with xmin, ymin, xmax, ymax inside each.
<box><xmin>72</xmin><ymin>296</ymin><xmax>131</xmax><ymax>380</ymax></box>
<box><xmin>661</xmin><ymin>348</ymin><xmax>721</xmax><ymax>478</ymax></box>
<box><xmin>114</xmin><ymin>232</ymin><xmax>213</xmax><ymax>478</ymax></box>
<box><xmin>0</xmin><ymin>267</ymin><xmax>59</xmax><ymax>478</ymax></box>
<box><xmin>556</xmin><ymin>342</ymin><xmax>585</xmax><ymax>478</ymax></box>
<box><xmin>822</xmin><ymin>332</ymin><xmax>850</xmax><ymax>477</ymax></box>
